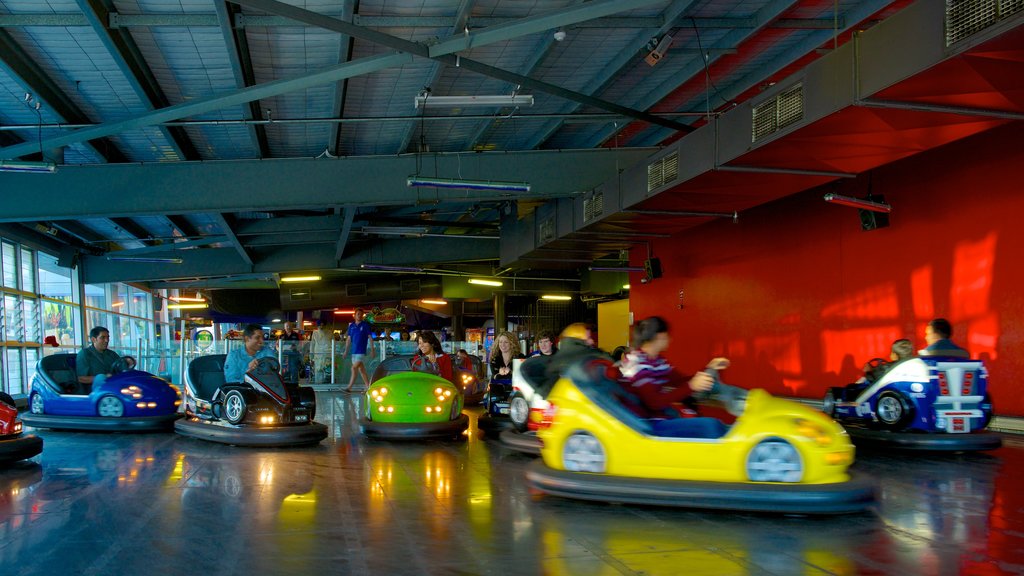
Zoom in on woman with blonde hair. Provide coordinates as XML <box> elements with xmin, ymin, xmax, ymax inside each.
<box><xmin>489</xmin><ymin>330</ymin><xmax>523</xmax><ymax>385</ymax></box>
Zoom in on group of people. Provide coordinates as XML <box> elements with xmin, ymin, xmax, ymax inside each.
<box><xmin>76</xmin><ymin>314</ymin><xmax>972</xmax><ymax>431</ymax></box>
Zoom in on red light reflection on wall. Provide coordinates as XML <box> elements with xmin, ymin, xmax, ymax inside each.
<box><xmin>821</xmin><ymin>283</ymin><xmax>899</xmax><ymax>320</ymax></box>
<box><xmin>752</xmin><ymin>333</ymin><xmax>801</xmax><ymax>376</ymax></box>
<box><xmin>951</xmin><ymin>232</ymin><xmax>996</xmax><ymax>319</ymax></box>
<box><xmin>910</xmin><ymin>265</ymin><xmax>934</xmax><ymax>320</ymax></box>
<box><xmin>968</xmin><ymin>313</ymin><xmax>999</xmax><ymax>360</ymax></box>
<box><xmin>822</xmin><ymin>326</ymin><xmax>902</xmax><ymax>376</ymax></box>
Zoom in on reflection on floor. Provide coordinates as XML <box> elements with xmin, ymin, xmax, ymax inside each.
<box><xmin>2</xmin><ymin>391</ymin><xmax>1023</xmax><ymax>575</ymax></box>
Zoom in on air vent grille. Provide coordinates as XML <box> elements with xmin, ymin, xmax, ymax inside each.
<box><xmin>583</xmin><ymin>191</ymin><xmax>604</xmax><ymax>223</ymax></box>
<box><xmin>752</xmin><ymin>84</ymin><xmax>804</xmax><ymax>142</ymax></box>
<box><xmin>538</xmin><ymin>216</ymin><xmax>555</xmax><ymax>244</ymax></box>
<box><xmin>946</xmin><ymin>0</ymin><xmax>1022</xmax><ymax>46</ymax></box>
<box><xmin>346</xmin><ymin>284</ymin><xmax>366</xmax><ymax>297</ymax></box>
<box><xmin>289</xmin><ymin>288</ymin><xmax>311</xmax><ymax>301</ymax></box>
<box><xmin>647</xmin><ymin>151</ymin><xmax>679</xmax><ymax>192</ymax></box>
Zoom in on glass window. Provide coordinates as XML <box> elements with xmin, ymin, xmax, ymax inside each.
<box><xmin>85</xmin><ymin>283</ymin><xmax>109</xmax><ymax>310</ymax></box>
<box><xmin>25</xmin><ymin>348</ymin><xmax>38</xmax><ymax>395</ymax></box>
<box><xmin>4</xmin><ymin>294</ymin><xmax>21</xmax><ymax>342</ymax></box>
<box><xmin>20</xmin><ymin>247</ymin><xmax>34</xmax><ymax>293</ymax></box>
<box><xmin>43</xmin><ymin>300</ymin><xmax>78</xmax><ymax>349</ymax></box>
<box><xmin>39</xmin><ymin>253</ymin><xmax>74</xmax><ymax>301</ymax></box>
<box><xmin>130</xmin><ymin>287</ymin><xmax>150</xmax><ymax>319</ymax></box>
<box><xmin>23</xmin><ymin>297</ymin><xmax>39</xmax><ymax>343</ymax></box>
<box><xmin>87</xmin><ymin>309</ymin><xmax>109</xmax><ymax>339</ymax></box>
<box><xmin>2</xmin><ymin>242</ymin><xmax>15</xmax><ymax>288</ymax></box>
<box><xmin>5</xmin><ymin>349</ymin><xmax>22</xmax><ymax>396</ymax></box>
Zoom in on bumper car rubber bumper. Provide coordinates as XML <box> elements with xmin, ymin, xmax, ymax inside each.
<box><xmin>525</xmin><ymin>460</ymin><xmax>876</xmax><ymax>515</ymax></box>
<box><xmin>0</xmin><ymin>434</ymin><xmax>43</xmax><ymax>464</ymax></box>
<box><xmin>360</xmin><ymin>414</ymin><xmax>469</xmax><ymax>439</ymax></box>
<box><xmin>845</xmin><ymin>426</ymin><xmax>1002</xmax><ymax>451</ymax></box>
<box><xmin>499</xmin><ymin>429</ymin><xmax>541</xmax><ymax>455</ymax></box>
<box><xmin>477</xmin><ymin>413</ymin><xmax>513</xmax><ymax>436</ymax></box>
<box><xmin>175</xmin><ymin>417</ymin><xmax>328</xmax><ymax>447</ymax></box>
<box><xmin>21</xmin><ymin>412</ymin><xmax>180</xmax><ymax>432</ymax></box>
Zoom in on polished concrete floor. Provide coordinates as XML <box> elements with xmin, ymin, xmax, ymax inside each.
<box><xmin>2</xmin><ymin>391</ymin><xmax>1023</xmax><ymax>576</ymax></box>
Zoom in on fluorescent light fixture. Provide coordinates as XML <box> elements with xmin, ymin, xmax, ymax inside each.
<box><xmin>421</xmin><ymin>299</ymin><xmax>448</xmax><ymax>305</ymax></box>
<box><xmin>333</xmin><ymin>309</ymin><xmax>355</xmax><ymax>315</ymax></box>
<box><xmin>360</xmin><ymin>263</ymin><xmax>424</xmax><ymax>272</ymax></box>
<box><xmin>167</xmin><ymin>303</ymin><xmax>209</xmax><ymax>310</ymax></box>
<box><xmin>407</xmin><ymin>176</ymin><xmax>530</xmax><ymax>193</ymax></box>
<box><xmin>414</xmin><ymin>94</ymin><xmax>534</xmax><ymax>109</ymax></box>
<box><xmin>0</xmin><ymin>160</ymin><xmax>56</xmax><ymax>173</ymax></box>
<box><xmin>823</xmin><ymin>193</ymin><xmax>892</xmax><ymax>213</ymax></box>
<box><xmin>280</xmin><ymin>275</ymin><xmax>321</xmax><ymax>283</ymax></box>
<box><xmin>111</xmin><ymin>301</ymin><xmax>124</xmax><ymax>308</ymax></box>
<box><xmin>623</xmin><ymin>284</ymin><xmax>630</xmax><ymax>290</ymax></box>
<box><xmin>541</xmin><ymin>295</ymin><xmax>572</xmax><ymax>301</ymax></box>
<box><xmin>589</xmin><ymin>266</ymin><xmax>645</xmax><ymax>272</ymax></box>
<box><xmin>106</xmin><ymin>256</ymin><xmax>184</xmax><ymax>264</ymax></box>
<box><xmin>271</xmin><ymin>318</ymin><xmax>281</xmax><ymax>323</ymax></box>
<box><xmin>360</xmin><ymin>226</ymin><xmax>429</xmax><ymax>237</ymax></box>
<box><xmin>170</xmin><ymin>296</ymin><xmax>205</xmax><ymax>302</ymax></box>
<box><xmin>468</xmin><ymin>278</ymin><xmax>503</xmax><ymax>287</ymax></box>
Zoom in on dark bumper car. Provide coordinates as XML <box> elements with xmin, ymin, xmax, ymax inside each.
<box><xmin>824</xmin><ymin>356</ymin><xmax>1001</xmax><ymax>452</ymax></box>
<box><xmin>22</xmin><ymin>354</ymin><xmax>180</xmax><ymax>432</ymax></box>
<box><xmin>1</xmin><ymin>392</ymin><xmax>43</xmax><ymax>464</ymax></box>
<box><xmin>175</xmin><ymin>355</ymin><xmax>327</xmax><ymax>447</ymax></box>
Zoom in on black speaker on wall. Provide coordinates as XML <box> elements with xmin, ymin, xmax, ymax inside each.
<box><xmin>57</xmin><ymin>245</ymin><xmax>79</xmax><ymax>269</ymax></box>
<box><xmin>644</xmin><ymin>257</ymin><xmax>662</xmax><ymax>279</ymax></box>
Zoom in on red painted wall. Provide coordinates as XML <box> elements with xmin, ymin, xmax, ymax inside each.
<box><xmin>629</xmin><ymin>122</ymin><xmax>1024</xmax><ymax>416</ymax></box>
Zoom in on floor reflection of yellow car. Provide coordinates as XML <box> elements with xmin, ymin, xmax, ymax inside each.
<box><xmin>528</xmin><ymin>359</ymin><xmax>875</xmax><ymax>514</ymax></box>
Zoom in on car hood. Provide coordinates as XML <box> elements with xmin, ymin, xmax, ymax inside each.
<box><xmin>369</xmin><ymin>372</ymin><xmax>458</xmax><ymax>405</ymax></box>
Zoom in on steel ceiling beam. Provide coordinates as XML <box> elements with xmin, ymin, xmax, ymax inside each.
<box><xmin>465</xmin><ymin>0</ymin><xmax>577</xmax><ymax>151</ymax></box>
<box><xmin>396</xmin><ymin>0</ymin><xmax>476</xmax><ymax>154</ymax></box>
<box><xmin>0</xmin><ymin>52</ymin><xmax>413</xmax><ymax>160</ymax></box>
<box><xmin>213</xmin><ymin>213</ymin><xmax>254</xmax><ymax>268</ymax></box>
<box><xmin>0</xmin><ymin>147</ymin><xmax>655</xmax><ymax>222</ymax></box>
<box><xmin>76</xmin><ymin>0</ymin><xmax>198</xmax><ymax>161</ymax></box>
<box><xmin>165</xmin><ymin>215</ymin><xmax>201</xmax><ymax>239</ymax></box>
<box><xmin>0</xmin><ymin>30</ymin><xmax>126</xmax><ymax>163</ymax></box>
<box><xmin>110</xmin><ymin>235</ymin><xmax>230</xmax><ymax>256</ymax></box>
<box><xmin>334</xmin><ymin>207</ymin><xmax>356</xmax><ymax>263</ymax></box>
<box><xmin>328</xmin><ymin>1</ymin><xmax>356</xmax><ymax>156</ymax></box>
<box><xmin>233</xmin><ymin>0</ymin><xmax>690</xmax><ymax>132</ymax></box>
<box><xmin>631</xmin><ymin>0</ymin><xmax>896</xmax><ymax>147</ymax></box>
<box><xmin>233</xmin><ymin>215</ymin><xmax>342</xmax><ymax>236</ymax></box>
<box><xmin>81</xmin><ymin>237</ymin><xmax>498</xmax><ymax>283</ymax></box>
<box><xmin>110</xmin><ymin>217</ymin><xmax>156</xmax><ymax>246</ymax></box>
<box><xmin>0</xmin><ymin>13</ymin><xmax>845</xmax><ymax>30</ymax></box>
<box><xmin>584</xmin><ymin>0</ymin><xmax>801</xmax><ymax>148</ymax></box>
<box><xmin>213</xmin><ymin>0</ymin><xmax>269</xmax><ymax>158</ymax></box>
<box><xmin>522</xmin><ymin>0</ymin><xmax>701</xmax><ymax>150</ymax></box>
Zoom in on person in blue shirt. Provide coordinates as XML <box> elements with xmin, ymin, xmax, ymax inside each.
<box><xmin>343</xmin><ymin>308</ymin><xmax>376</xmax><ymax>392</ymax></box>
<box><xmin>76</xmin><ymin>326</ymin><xmax>130</xmax><ymax>392</ymax></box>
<box><xmin>224</xmin><ymin>323</ymin><xmax>276</xmax><ymax>383</ymax></box>
<box><xmin>920</xmin><ymin>317</ymin><xmax>970</xmax><ymax>358</ymax></box>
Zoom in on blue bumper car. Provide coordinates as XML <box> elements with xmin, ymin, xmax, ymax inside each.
<box><xmin>823</xmin><ymin>356</ymin><xmax>1001</xmax><ymax>451</ymax></box>
<box><xmin>22</xmin><ymin>354</ymin><xmax>180</xmax><ymax>432</ymax></box>
<box><xmin>1</xmin><ymin>392</ymin><xmax>42</xmax><ymax>464</ymax></box>
<box><xmin>175</xmin><ymin>355</ymin><xmax>327</xmax><ymax>447</ymax></box>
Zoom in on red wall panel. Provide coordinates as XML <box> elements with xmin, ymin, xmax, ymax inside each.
<box><xmin>629</xmin><ymin>122</ymin><xmax>1024</xmax><ymax>416</ymax></box>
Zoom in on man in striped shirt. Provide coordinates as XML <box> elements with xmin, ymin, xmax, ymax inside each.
<box><xmin>618</xmin><ymin>316</ymin><xmax>737</xmax><ymax>420</ymax></box>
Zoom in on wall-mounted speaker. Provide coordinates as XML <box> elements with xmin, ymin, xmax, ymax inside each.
<box><xmin>859</xmin><ymin>209</ymin><xmax>890</xmax><ymax>231</ymax></box>
<box><xmin>57</xmin><ymin>245</ymin><xmax>79</xmax><ymax>269</ymax></box>
<box><xmin>643</xmin><ymin>257</ymin><xmax>662</xmax><ymax>279</ymax></box>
